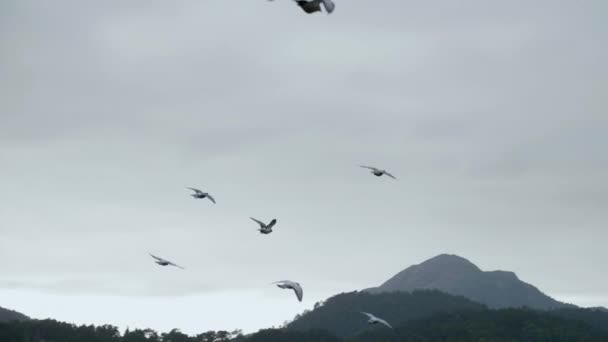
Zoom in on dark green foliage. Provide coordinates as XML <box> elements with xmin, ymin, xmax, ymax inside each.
<box><xmin>550</xmin><ymin>307</ymin><xmax>608</xmax><ymax>332</ymax></box>
<box><xmin>0</xmin><ymin>320</ymin><xmax>242</xmax><ymax>342</ymax></box>
<box><xmin>245</xmin><ymin>329</ymin><xmax>340</xmax><ymax>342</ymax></box>
<box><xmin>348</xmin><ymin>309</ymin><xmax>608</xmax><ymax>342</ymax></box>
<box><xmin>287</xmin><ymin>290</ymin><xmax>486</xmax><ymax>337</ymax></box>
<box><xmin>0</xmin><ymin>306</ymin><xmax>29</xmax><ymax>322</ymax></box>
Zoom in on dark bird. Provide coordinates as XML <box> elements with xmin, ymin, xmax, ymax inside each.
<box><xmin>186</xmin><ymin>187</ymin><xmax>216</xmax><ymax>204</ymax></box>
<box><xmin>360</xmin><ymin>166</ymin><xmax>397</xmax><ymax>180</ymax></box>
<box><xmin>149</xmin><ymin>253</ymin><xmax>185</xmax><ymax>270</ymax></box>
<box><xmin>250</xmin><ymin>217</ymin><xmax>277</xmax><ymax>234</ymax></box>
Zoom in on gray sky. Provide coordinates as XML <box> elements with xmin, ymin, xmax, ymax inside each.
<box><xmin>1</xmin><ymin>0</ymin><xmax>607</xmax><ymax>335</ymax></box>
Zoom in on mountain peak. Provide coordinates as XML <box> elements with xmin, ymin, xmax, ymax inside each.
<box><xmin>367</xmin><ymin>254</ymin><xmax>572</xmax><ymax>310</ymax></box>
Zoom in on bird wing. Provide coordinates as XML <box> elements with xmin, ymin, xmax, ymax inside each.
<box><xmin>186</xmin><ymin>187</ymin><xmax>202</xmax><ymax>194</ymax></box>
<box><xmin>384</xmin><ymin>171</ymin><xmax>397</xmax><ymax>180</ymax></box>
<box><xmin>169</xmin><ymin>262</ymin><xmax>185</xmax><ymax>270</ymax></box>
<box><xmin>321</xmin><ymin>0</ymin><xmax>335</xmax><ymax>13</ymax></box>
<box><xmin>250</xmin><ymin>217</ymin><xmax>265</xmax><ymax>228</ymax></box>
<box><xmin>292</xmin><ymin>283</ymin><xmax>303</xmax><ymax>302</ymax></box>
<box><xmin>361</xmin><ymin>312</ymin><xmax>375</xmax><ymax>319</ymax></box>
<box><xmin>206</xmin><ymin>194</ymin><xmax>216</xmax><ymax>204</ymax></box>
<box><xmin>377</xmin><ymin>318</ymin><xmax>393</xmax><ymax>329</ymax></box>
<box><xmin>267</xmin><ymin>219</ymin><xmax>277</xmax><ymax>229</ymax></box>
<box><xmin>149</xmin><ymin>253</ymin><xmax>165</xmax><ymax>262</ymax></box>
<box><xmin>359</xmin><ymin>165</ymin><xmax>379</xmax><ymax>171</ymax></box>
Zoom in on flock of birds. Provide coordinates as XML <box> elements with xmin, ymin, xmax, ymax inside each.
<box><xmin>147</xmin><ymin>0</ymin><xmax>401</xmax><ymax>331</ymax></box>
<box><xmin>148</xmin><ymin>165</ymin><xmax>396</xmax><ymax>329</ymax></box>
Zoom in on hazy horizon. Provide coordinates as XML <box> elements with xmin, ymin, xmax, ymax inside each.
<box><xmin>1</xmin><ymin>0</ymin><xmax>607</xmax><ymax>334</ymax></box>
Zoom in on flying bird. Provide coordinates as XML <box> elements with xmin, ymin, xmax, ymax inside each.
<box><xmin>361</xmin><ymin>312</ymin><xmax>393</xmax><ymax>329</ymax></box>
<box><xmin>250</xmin><ymin>217</ymin><xmax>277</xmax><ymax>234</ymax></box>
<box><xmin>272</xmin><ymin>280</ymin><xmax>303</xmax><ymax>302</ymax></box>
<box><xmin>269</xmin><ymin>0</ymin><xmax>335</xmax><ymax>14</ymax></box>
<box><xmin>149</xmin><ymin>253</ymin><xmax>185</xmax><ymax>270</ymax></box>
<box><xmin>186</xmin><ymin>187</ymin><xmax>216</xmax><ymax>204</ymax></box>
<box><xmin>359</xmin><ymin>166</ymin><xmax>397</xmax><ymax>180</ymax></box>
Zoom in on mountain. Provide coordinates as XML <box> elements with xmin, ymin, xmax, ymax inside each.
<box><xmin>366</xmin><ymin>254</ymin><xmax>573</xmax><ymax>310</ymax></box>
<box><xmin>287</xmin><ymin>290</ymin><xmax>485</xmax><ymax>337</ymax></box>
<box><xmin>0</xmin><ymin>306</ymin><xmax>29</xmax><ymax>322</ymax></box>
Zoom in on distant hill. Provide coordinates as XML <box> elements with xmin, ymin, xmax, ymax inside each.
<box><xmin>0</xmin><ymin>306</ymin><xmax>29</xmax><ymax>322</ymax></box>
<box><xmin>287</xmin><ymin>290</ymin><xmax>485</xmax><ymax>337</ymax></box>
<box><xmin>366</xmin><ymin>254</ymin><xmax>574</xmax><ymax>310</ymax></box>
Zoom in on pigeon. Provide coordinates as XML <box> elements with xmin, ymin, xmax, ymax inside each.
<box><xmin>359</xmin><ymin>166</ymin><xmax>397</xmax><ymax>180</ymax></box>
<box><xmin>272</xmin><ymin>280</ymin><xmax>303</xmax><ymax>302</ymax></box>
<box><xmin>361</xmin><ymin>312</ymin><xmax>393</xmax><ymax>329</ymax></box>
<box><xmin>250</xmin><ymin>217</ymin><xmax>277</xmax><ymax>234</ymax></box>
<box><xmin>186</xmin><ymin>187</ymin><xmax>216</xmax><ymax>204</ymax></box>
<box><xmin>149</xmin><ymin>253</ymin><xmax>185</xmax><ymax>270</ymax></box>
<box><xmin>269</xmin><ymin>0</ymin><xmax>335</xmax><ymax>14</ymax></box>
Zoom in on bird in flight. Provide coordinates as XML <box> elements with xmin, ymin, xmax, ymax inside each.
<box><xmin>272</xmin><ymin>280</ymin><xmax>303</xmax><ymax>302</ymax></box>
<box><xmin>250</xmin><ymin>217</ymin><xmax>277</xmax><ymax>234</ymax></box>
<box><xmin>269</xmin><ymin>0</ymin><xmax>335</xmax><ymax>14</ymax></box>
<box><xmin>186</xmin><ymin>187</ymin><xmax>216</xmax><ymax>204</ymax></box>
<box><xmin>359</xmin><ymin>166</ymin><xmax>397</xmax><ymax>180</ymax></box>
<box><xmin>149</xmin><ymin>253</ymin><xmax>185</xmax><ymax>270</ymax></box>
<box><xmin>361</xmin><ymin>312</ymin><xmax>393</xmax><ymax>329</ymax></box>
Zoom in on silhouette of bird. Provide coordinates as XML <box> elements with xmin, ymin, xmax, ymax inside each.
<box><xmin>250</xmin><ymin>217</ymin><xmax>277</xmax><ymax>234</ymax></box>
<box><xmin>361</xmin><ymin>312</ymin><xmax>393</xmax><ymax>328</ymax></box>
<box><xmin>272</xmin><ymin>280</ymin><xmax>303</xmax><ymax>302</ymax></box>
<box><xmin>359</xmin><ymin>166</ymin><xmax>397</xmax><ymax>179</ymax></box>
<box><xmin>149</xmin><ymin>253</ymin><xmax>185</xmax><ymax>270</ymax></box>
<box><xmin>186</xmin><ymin>187</ymin><xmax>216</xmax><ymax>204</ymax></box>
<box><xmin>269</xmin><ymin>0</ymin><xmax>335</xmax><ymax>14</ymax></box>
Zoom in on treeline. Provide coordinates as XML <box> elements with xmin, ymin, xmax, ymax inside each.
<box><xmin>0</xmin><ymin>319</ymin><xmax>243</xmax><ymax>342</ymax></box>
<box><xmin>2</xmin><ymin>307</ymin><xmax>608</xmax><ymax>342</ymax></box>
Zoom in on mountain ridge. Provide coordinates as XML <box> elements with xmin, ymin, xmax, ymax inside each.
<box><xmin>365</xmin><ymin>254</ymin><xmax>574</xmax><ymax>310</ymax></box>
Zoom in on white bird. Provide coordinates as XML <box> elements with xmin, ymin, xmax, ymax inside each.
<box><xmin>250</xmin><ymin>217</ymin><xmax>277</xmax><ymax>234</ymax></box>
<box><xmin>268</xmin><ymin>0</ymin><xmax>335</xmax><ymax>14</ymax></box>
<box><xmin>359</xmin><ymin>166</ymin><xmax>397</xmax><ymax>180</ymax></box>
<box><xmin>272</xmin><ymin>280</ymin><xmax>303</xmax><ymax>302</ymax></box>
<box><xmin>186</xmin><ymin>187</ymin><xmax>216</xmax><ymax>204</ymax></box>
<box><xmin>149</xmin><ymin>253</ymin><xmax>185</xmax><ymax>270</ymax></box>
<box><xmin>361</xmin><ymin>312</ymin><xmax>393</xmax><ymax>329</ymax></box>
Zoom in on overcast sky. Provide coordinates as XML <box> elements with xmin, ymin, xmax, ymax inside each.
<box><xmin>1</xmin><ymin>0</ymin><xmax>607</xmax><ymax>335</ymax></box>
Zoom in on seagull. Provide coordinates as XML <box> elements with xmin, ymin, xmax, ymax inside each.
<box><xmin>361</xmin><ymin>312</ymin><xmax>393</xmax><ymax>329</ymax></box>
<box><xmin>359</xmin><ymin>166</ymin><xmax>397</xmax><ymax>180</ymax></box>
<box><xmin>269</xmin><ymin>0</ymin><xmax>335</xmax><ymax>14</ymax></box>
<box><xmin>272</xmin><ymin>280</ymin><xmax>303</xmax><ymax>302</ymax></box>
<box><xmin>186</xmin><ymin>187</ymin><xmax>216</xmax><ymax>204</ymax></box>
<box><xmin>149</xmin><ymin>253</ymin><xmax>185</xmax><ymax>270</ymax></box>
<box><xmin>250</xmin><ymin>217</ymin><xmax>277</xmax><ymax>234</ymax></box>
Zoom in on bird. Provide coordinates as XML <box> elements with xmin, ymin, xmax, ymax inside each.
<box><xmin>361</xmin><ymin>312</ymin><xmax>393</xmax><ymax>329</ymax></box>
<box><xmin>272</xmin><ymin>280</ymin><xmax>303</xmax><ymax>302</ymax></box>
<box><xmin>250</xmin><ymin>217</ymin><xmax>277</xmax><ymax>234</ymax></box>
<box><xmin>149</xmin><ymin>253</ymin><xmax>185</xmax><ymax>270</ymax></box>
<box><xmin>269</xmin><ymin>0</ymin><xmax>335</xmax><ymax>14</ymax></box>
<box><xmin>186</xmin><ymin>187</ymin><xmax>216</xmax><ymax>204</ymax></box>
<box><xmin>359</xmin><ymin>166</ymin><xmax>397</xmax><ymax>180</ymax></box>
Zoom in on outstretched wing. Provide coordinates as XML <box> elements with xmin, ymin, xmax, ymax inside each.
<box><xmin>267</xmin><ymin>219</ymin><xmax>277</xmax><ymax>229</ymax></box>
<box><xmin>384</xmin><ymin>171</ymin><xmax>397</xmax><ymax>180</ymax></box>
<box><xmin>250</xmin><ymin>217</ymin><xmax>265</xmax><ymax>228</ymax></box>
<box><xmin>377</xmin><ymin>318</ymin><xmax>392</xmax><ymax>329</ymax></box>
<box><xmin>360</xmin><ymin>312</ymin><xmax>375</xmax><ymax>319</ymax></box>
<box><xmin>169</xmin><ymin>262</ymin><xmax>185</xmax><ymax>270</ymax></box>
<box><xmin>359</xmin><ymin>165</ymin><xmax>379</xmax><ymax>172</ymax></box>
<box><xmin>292</xmin><ymin>283</ymin><xmax>303</xmax><ymax>302</ymax></box>
<box><xmin>149</xmin><ymin>253</ymin><xmax>165</xmax><ymax>262</ymax></box>
<box><xmin>206</xmin><ymin>194</ymin><xmax>216</xmax><ymax>204</ymax></box>
<box><xmin>321</xmin><ymin>0</ymin><xmax>335</xmax><ymax>13</ymax></box>
<box><xmin>186</xmin><ymin>187</ymin><xmax>202</xmax><ymax>194</ymax></box>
